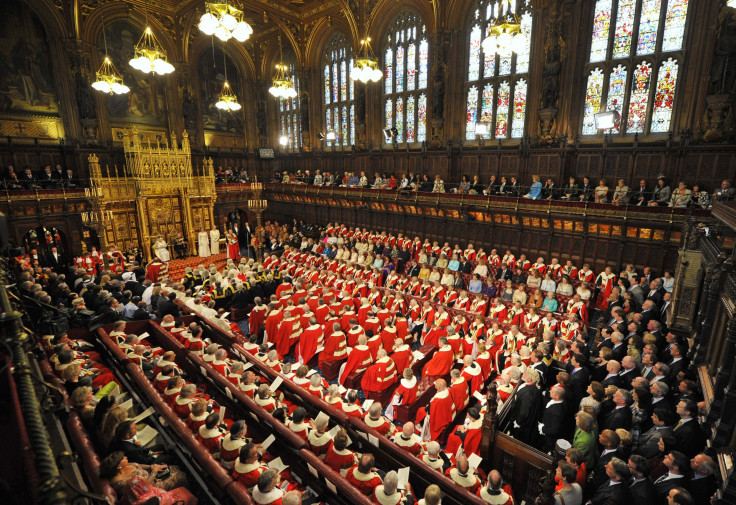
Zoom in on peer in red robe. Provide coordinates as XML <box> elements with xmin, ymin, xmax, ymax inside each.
<box><xmin>339</xmin><ymin>342</ymin><xmax>373</xmax><ymax>385</ymax></box>
<box><xmin>145</xmin><ymin>259</ymin><xmax>168</xmax><ymax>282</ymax></box>
<box><xmin>297</xmin><ymin>322</ymin><xmax>324</xmax><ymax>365</ymax></box>
<box><xmin>319</xmin><ymin>328</ymin><xmax>348</xmax><ymax>368</ymax></box>
<box><xmin>445</xmin><ymin>409</ymin><xmax>483</xmax><ymax>457</ymax></box>
<box><xmin>449</xmin><ymin>374</ymin><xmax>469</xmax><ymax>411</ymax></box>
<box><xmin>361</xmin><ymin>352</ymin><xmax>398</xmax><ymax>393</ymax></box>
<box><xmin>249</xmin><ymin>303</ymin><xmax>268</xmax><ymax>337</ymax></box>
<box><xmin>424</xmin><ymin>380</ymin><xmax>455</xmax><ymax>441</ymax></box>
<box><xmin>390</xmin><ymin>343</ymin><xmax>413</xmax><ymax>375</ymax></box>
<box><xmin>460</xmin><ymin>358</ymin><xmax>484</xmax><ymax>395</ymax></box>
<box><xmin>264</xmin><ymin>308</ymin><xmax>283</xmax><ymax>343</ymax></box>
<box><xmin>422</xmin><ymin>341</ymin><xmax>454</xmax><ymax>378</ymax></box>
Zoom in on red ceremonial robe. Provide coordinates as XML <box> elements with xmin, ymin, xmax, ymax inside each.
<box><xmin>361</xmin><ymin>357</ymin><xmax>397</xmax><ymax>393</ymax></box>
<box><xmin>449</xmin><ymin>378</ymin><xmax>469</xmax><ymax>411</ymax></box>
<box><xmin>422</xmin><ymin>345</ymin><xmax>454</xmax><ymax>377</ymax></box>
<box><xmin>428</xmin><ymin>389</ymin><xmax>455</xmax><ymax>440</ymax></box>
<box><xmin>461</xmin><ymin>362</ymin><xmax>484</xmax><ymax>395</ymax></box>
<box><xmin>297</xmin><ymin>324</ymin><xmax>324</xmax><ymax>365</ymax></box>
<box><xmin>445</xmin><ymin>418</ymin><xmax>484</xmax><ymax>457</ymax></box>
<box><xmin>393</xmin><ymin>377</ymin><xmax>418</xmax><ymax>405</ymax></box>
<box><xmin>390</xmin><ymin>345</ymin><xmax>413</xmax><ymax>376</ymax></box>
<box><xmin>249</xmin><ymin>305</ymin><xmax>268</xmax><ymax>337</ymax></box>
<box><xmin>319</xmin><ymin>331</ymin><xmax>348</xmax><ymax>368</ymax></box>
<box><xmin>339</xmin><ymin>345</ymin><xmax>372</xmax><ymax>385</ymax></box>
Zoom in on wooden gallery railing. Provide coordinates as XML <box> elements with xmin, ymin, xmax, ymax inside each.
<box><xmin>481</xmin><ymin>384</ymin><xmax>556</xmax><ymax>505</ymax></box>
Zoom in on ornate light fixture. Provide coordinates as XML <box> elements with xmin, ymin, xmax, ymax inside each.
<box><xmin>129</xmin><ymin>27</ymin><xmax>175</xmax><ymax>74</ymax></box>
<box><xmin>269</xmin><ymin>36</ymin><xmax>297</xmax><ymax>99</ymax></box>
<box><xmin>93</xmin><ymin>17</ymin><xmax>129</xmax><ymax>95</ymax></box>
<box><xmin>216</xmin><ymin>82</ymin><xmax>241</xmax><ymax>111</ymax></box>
<box><xmin>351</xmin><ymin>37</ymin><xmax>383</xmax><ymax>83</ymax></box>
<box><xmin>482</xmin><ymin>0</ymin><xmax>529</xmax><ymax>57</ymax></box>
<box><xmin>92</xmin><ymin>57</ymin><xmax>130</xmax><ymax>95</ymax></box>
<box><xmin>199</xmin><ymin>2</ymin><xmax>253</xmax><ymax>42</ymax></box>
<box><xmin>215</xmin><ymin>47</ymin><xmax>241</xmax><ymax>111</ymax></box>
<box><xmin>729</xmin><ymin>0</ymin><xmax>736</xmax><ymax>7</ymax></box>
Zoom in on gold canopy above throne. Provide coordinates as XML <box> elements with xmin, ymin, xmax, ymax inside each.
<box><xmin>87</xmin><ymin>128</ymin><xmax>217</xmax><ymax>262</ymax></box>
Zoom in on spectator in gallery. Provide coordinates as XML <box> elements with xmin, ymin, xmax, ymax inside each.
<box><xmin>711</xmin><ymin>179</ymin><xmax>736</xmax><ymax>205</ymax></box>
<box><xmin>669</xmin><ymin>182</ymin><xmax>692</xmax><ymax>208</ymax></box>
<box><xmin>632</xmin><ymin>178</ymin><xmax>651</xmax><ymax>206</ymax></box>
<box><xmin>611</xmin><ymin>179</ymin><xmax>630</xmax><ymax>205</ymax></box>
<box><xmin>579</xmin><ymin>176</ymin><xmax>594</xmax><ymax>202</ymax></box>
<box><xmin>649</xmin><ymin>177</ymin><xmax>672</xmax><ymax>206</ymax></box>
<box><xmin>594</xmin><ymin>179</ymin><xmax>609</xmax><ymax>203</ymax></box>
<box><xmin>432</xmin><ymin>175</ymin><xmax>445</xmax><ymax>193</ymax></box>
<box><xmin>525</xmin><ymin>175</ymin><xmax>542</xmax><ymax>199</ymax></box>
<box><xmin>690</xmin><ymin>184</ymin><xmax>710</xmax><ymax>209</ymax></box>
<box><xmin>561</xmin><ymin>177</ymin><xmax>579</xmax><ymax>200</ymax></box>
<box><xmin>455</xmin><ymin>175</ymin><xmax>470</xmax><ymax>194</ymax></box>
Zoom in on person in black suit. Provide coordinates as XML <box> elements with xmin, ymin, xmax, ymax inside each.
<box><xmin>511</xmin><ymin>267</ymin><xmax>527</xmax><ymax>285</ymax></box>
<box><xmin>95</xmin><ymin>297</ymin><xmax>121</xmax><ymax>325</ymax></box>
<box><xmin>628</xmin><ymin>455</ymin><xmax>658</xmax><ymax>505</ymax></box>
<box><xmin>667</xmin><ymin>344</ymin><xmax>688</xmax><ymax>382</ymax></box>
<box><xmin>156</xmin><ymin>292</ymin><xmax>181</xmax><ymax>319</ymax></box>
<box><xmin>495</xmin><ymin>264</ymin><xmax>512</xmax><ymax>281</ymax></box>
<box><xmin>529</xmin><ymin>349</ymin><xmax>548</xmax><ymax>385</ymax></box>
<box><xmin>496</xmin><ymin>176</ymin><xmax>508</xmax><ymax>196</ymax></box>
<box><xmin>653</xmin><ymin>451</ymin><xmax>690</xmax><ymax>503</ymax></box>
<box><xmin>132</xmin><ymin>301</ymin><xmax>150</xmax><ymax>321</ymax></box>
<box><xmin>601</xmin><ymin>360</ymin><xmax>623</xmax><ymax>389</ymax></box>
<box><xmin>108</xmin><ymin>421</ymin><xmax>175</xmax><ymax>464</ymax></box>
<box><xmin>406</xmin><ymin>261</ymin><xmax>421</xmax><ymax>278</ymax></box>
<box><xmin>645</xmin><ymin>280</ymin><xmax>666</xmax><ymax>308</ymax></box>
<box><xmin>506</xmin><ymin>176</ymin><xmax>520</xmax><ymax>197</ymax></box>
<box><xmin>618</xmin><ymin>356</ymin><xmax>639</xmax><ymax>390</ymax></box>
<box><xmin>632</xmin><ymin>179</ymin><xmax>651</xmax><ymax>206</ymax></box>
<box><xmin>689</xmin><ymin>454</ymin><xmax>718</xmax><ymax>505</ymax></box>
<box><xmin>610</xmin><ymin>332</ymin><xmax>628</xmax><ymax>363</ymax></box>
<box><xmin>673</xmin><ymin>400</ymin><xmax>706</xmax><ymax>459</ymax></box>
<box><xmin>602</xmin><ymin>389</ymin><xmax>633</xmax><ymax>431</ymax></box>
<box><xmin>578</xmin><ymin>176</ymin><xmax>593</xmax><ymax>202</ymax></box>
<box><xmin>540</xmin><ymin>385</ymin><xmax>567</xmax><ymax>451</ymax></box>
<box><xmin>568</xmin><ymin>353</ymin><xmax>589</xmax><ymax>410</ymax></box>
<box><xmin>460</xmin><ymin>260</ymin><xmax>472</xmax><ymax>274</ymax></box>
<box><xmin>561</xmin><ymin>177</ymin><xmax>579</xmax><ymax>200</ymax></box>
<box><xmin>39</xmin><ymin>165</ymin><xmax>59</xmax><ymax>189</ymax></box>
<box><xmin>44</xmin><ymin>246</ymin><xmax>66</xmax><ymax>272</ymax></box>
<box><xmin>590</xmin><ymin>457</ymin><xmax>631</xmax><ymax>505</ymax></box>
<box><xmin>509</xmin><ymin>369</ymin><xmax>542</xmax><ymax>445</ymax></box>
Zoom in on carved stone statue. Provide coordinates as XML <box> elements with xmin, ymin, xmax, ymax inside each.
<box><xmin>181</xmin><ymin>86</ymin><xmax>197</xmax><ymax>131</ymax></box>
<box><xmin>432</xmin><ymin>60</ymin><xmax>446</xmax><ymax>119</ymax></box>
<box><xmin>76</xmin><ymin>74</ymin><xmax>96</xmax><ymax>120</ymax></box>
<box><xmin>257</xmin><ymin>87</ymin><xmax>267</xmax><ymax>138</ymax></box>
<box><xmin>541</xmin><ymin>47</ymin><xmax>562</xmax><ymax>109</ymax></box>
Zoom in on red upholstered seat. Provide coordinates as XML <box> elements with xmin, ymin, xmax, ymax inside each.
<box><xmin>322</xmin><ymin>358</ymin><xmax>347</xmax><ymax>380</ymax></box>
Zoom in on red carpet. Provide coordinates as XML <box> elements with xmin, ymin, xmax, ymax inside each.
<box><xmin>166</xmin><ymin>253</ymin><xmax>229</xmax><ymax>282</ymax></box>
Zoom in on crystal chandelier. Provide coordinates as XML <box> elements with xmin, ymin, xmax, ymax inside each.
<box><xmin>199</xmin><ymin>2</ymin><xmax>253</xmax><ymax>42</ymax></box>
<box><xmin>269</xmin><ymin>36</ymin><xmax>297</xmax><ymax>99</ymax></box>
<box><xmin>129</xmin><ymin>26</ymin><xmax>175</xmax><ymax>75</ymax></box>
<box><xmin>92</xmin><ymin>16</ymin><xmax>129</xmax><ymax>95</ymax></box>
<box><xmin>729</xmin><ymin>0</ymin><xmax>736</xmax><ymax>7</ymax></box>
<box><xmin>92</xmin><ymin>57</ymin><xmax>130</xmax><ymax>95</ymax></box>
<box><xmin>350</xmin><ymin>37</ymin><xmax>383</xmax><ymax>83</ymax></box>
<box><xmin>482</xmin><ymin>0</ymin><xmax>528</xmax><ymax>58</ymax></box>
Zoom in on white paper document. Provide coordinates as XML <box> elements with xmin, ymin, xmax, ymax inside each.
<box><xmin>130</xmin><ymin>406</ymin><xmax>156</xmax><ymax>424</ymax></box>
<box><xmin>261</xmin><ymin>434</ymin><xmax>276</xmax><ymax>450</ymax></box>
<box><xmin>137</xmin><ymin>425</ymin><xmax>158</xmax><ymax>447</ymax></box>
<box><xmin>397</xmin><ymin>467</ymin><xmax>410</xmax><ymax>490</ymax></box>
<box><xmin>269</xmin><ymin>377</ymin><xmax>283</xmax><ymax>392</ymax></box>
<box><xmin>268</xmin><ymin>457</ymin><xmax>289</xmax><ymax>473</ymax></box>
<box><xmin>467</xmin><ymin>453</ymin><xmax>483</xmax><ymax>470</ymax></box>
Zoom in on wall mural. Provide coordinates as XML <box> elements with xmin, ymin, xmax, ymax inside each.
<box><xmin>198</xmin><ymin>46</ymin><xmax>244</xmax><ymax>132</ymax></box>
<box><xmin>100</xmin><ymin>21</ymin><xmax>166</xmax><ymax>126</ymax></box>
<box><xmin>0</xmin><ymin>0</ymin><xmax>59</xmax><ymax>116</ymax></box>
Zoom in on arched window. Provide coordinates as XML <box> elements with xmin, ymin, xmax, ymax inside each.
<box><xmin>322</xmin><ymin>33</ymin><xmax>355</xmax><ymax>148</ymax></box>
<box><xmin>464</xmin><ymin>0</ymin><xmax>532</xmax><ymax>142</ymax></box>
<box><xmin>383</xmin><ymin>12</ymin><xmax>429</xmax><ymax>144</ymax></box>
<box><xmin>581</xmin><ymin>0</ymin><xmax>689</xmax><ymax>136</ymax></box>
<box><xmin>278</xmin><ymin>55</ymin><xmax>302</xmax><ymax>149</ymax></box>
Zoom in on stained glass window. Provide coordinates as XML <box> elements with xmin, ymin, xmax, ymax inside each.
<box><xmin>627</xmin><ymin>61</ymin><xmax>652</xmax><ymax>133</ymax></box>
<box><xmin>321</xmin><ymin>33</ymin><xmax>355</xmax><ymax>147</ymax></box>
<box><xmin>582</xmin><ymin>68</ymin><xmax>605</xmax><ymax>135</ymax></box>
<box><xmin>496</xmin><ymin>82</ymin><xmax>510</xmax><ymax>139</ymax></box>
<box><xmin>606</xmin><ymin>65</ymin><xmax>627</xmax><ymax>133</ymax></box>
<box><xmin>406</xmin><ymin>96</ymin><xmax>416</xmax><ymax>143</ymax></box>
<box><xmin>612</xmin><ymin>0</ymin><xmax>635</xmax><ymax>59</ymax></box>
<box><xmin>469</xmin><ymin>24</ymin><xmax>482</xmax><ymax>81</ymax></box>
<box><xmin>650</xmin><ymin>58</ymin><xmax>678</xmax><ymax>132</ymax></box>
<box><xmin>383</xmin><ymin>11</ymin><xmax>429</xmax><ymax>144</ymax></box>
<box><xmin>662</xmin><ymin>0</ymin><xmax>688</xmax><ymax>52</ymax></box>
<box><xmin>465</xmin><ymin>0</ymin><xmax>532</xmax><ymax>142</ymax></box>
<box><xmin>466</xmin><ymin>86</ymin><xmax>479</xmax><ymax>140</ymax></box>
<box><xmin>582</xmin><ymin>0</ymin><xmax>689</xmax><ymax>135</ymax></box>
<box><xmin>590</xmin><ymin>0</ymin><xmax>613</xmax><ymax>63</ymax></box>
<box><xmin>511</xmin><ymin>79</ymin><xmax>527</xmax><ymax>139</ymax></box>
<box><xmin>418</xmin><ymin>94</ymin><xmax>427</xmax><ymax>143</ymax></box>
<box><xmin>277</xmin><ymin>55</ymin><xmax>302</xmax><ymax>149</ymax></box>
